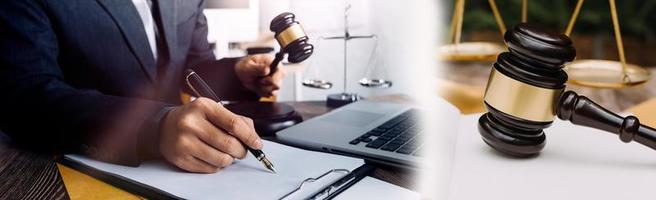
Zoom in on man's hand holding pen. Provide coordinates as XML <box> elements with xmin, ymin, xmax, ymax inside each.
<box><xmin>159</xmin><ymin>55</ymin><xmax>283</xmax><ymax>174</ymax></box>
<box><xmin>160</xmin><ymin>98</ymin><xmax>263</xmax><ymax>173</ymax></box>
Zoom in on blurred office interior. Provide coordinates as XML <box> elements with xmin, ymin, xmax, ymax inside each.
<box><xmin>205</xmin><ymin>0</ymin><xmax>430</xmax><ymax>102</ymax></box>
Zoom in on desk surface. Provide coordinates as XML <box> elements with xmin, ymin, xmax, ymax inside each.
<box><xmin>0</xmin><ymin>98</ymin><xmax>414</xmax><ymax>199</ymax></box>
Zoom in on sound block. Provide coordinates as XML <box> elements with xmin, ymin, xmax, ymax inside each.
<box><xmin>327</xmin><ymin>93</ymin><xmax>363</xmax><ymax>108</ymax></box>
<box><xmin>225</xmin><ymin>102</ymin><xmax>303</xmax><ymax>137</ymax></box>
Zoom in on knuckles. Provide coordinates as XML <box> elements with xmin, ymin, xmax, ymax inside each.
<box><xmin>217</xmin><ymin>154</ymin><xmax>235</xmax><ymax>167</ymax></box>
<box><xmin>236</xmin><ymin>149</ymin><xmax>247</xmax><ymax>159</ymax></box>
<box><xmin>174</xmin><ymin>136</ymin><xmax>192</xmax><ymax>152</ymax></box>
<box><xmin>168</xmin><ymin>154</ymin><xmax>189</xmax><ymax>171</ymax></box>
<box><xmin>176</xmin><ymin>115</ymin><xmax>195</xmax><ymax>130</ymax></box>
<box><xmin>226</xmin><ymin>116</ymin><xmax>240</xmax><ymax>133</ymax></box>
<box><xmin>243</xmin><ymin>117</ymin><xmax>254</xmax><ymax>126</ymax></box>
<box><xmin>188</xmin><ymin>98</ymin><xmax>204</xmax><ymax>109</ymax></box>
<box><xmin>245</xmin><ymin>132</ymin><xmax>257</xmax><ymax>145</ymax></box>
<box><xmin>221</xmin><ymin>135</ymin><xmax>235</xmax><ymax>148</ymax></box>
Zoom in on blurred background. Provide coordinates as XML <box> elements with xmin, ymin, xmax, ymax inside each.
<box><xmin>204</xmin><ymin>0</ymin><xmax>420</xmax><ymax>102</ymax></box>
<box><xmin>437</xmin><ymin>0</ymin><xmax>656</xmax><ymax>125</ymax></box>
<box><xmin>202</xmin><ymin>0</ymin><xmax>656</xmax><ymax>133</ymax></box>
<box><xmin>442</xmin><ymin>0</ymin><xmax>656</xmax><ymax>65</ymax></box>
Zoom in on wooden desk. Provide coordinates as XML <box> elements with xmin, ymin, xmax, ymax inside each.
<box><xmin>0</xmin><ymin>99</ymin><xmax>414</xmax><ymax>199</ymax></box>
<box><xmin>0</xmin><ymin>134</ymin><xmax>68</xmax><ymax>199</ymax></box>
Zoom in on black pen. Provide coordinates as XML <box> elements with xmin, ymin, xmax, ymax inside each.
<box><xmin>184</xmin><ymin>69</ymin><xmax>277</xmax><ymax>173</ymax></box>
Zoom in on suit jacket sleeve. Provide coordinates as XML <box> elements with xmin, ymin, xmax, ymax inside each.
<box><xmin>184</xmin><ymin>0</ymin><xmax>259</xmax><ymax>101</ymax></box>
<box><xmin>0</xmin><ymin>0</ymin><xmax>168</xmax><ymax>166</ymax></box>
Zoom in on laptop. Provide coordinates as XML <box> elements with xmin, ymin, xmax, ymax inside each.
<box><xmin>276</xmin><ymin>100</ymin><xmax>422</xmax><ymax>167</ymax></box>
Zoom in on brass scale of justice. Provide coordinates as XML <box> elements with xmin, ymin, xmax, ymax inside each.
<box><xmin>440</xmin><ymin>0</ymin><xmax>652</xmax><ymax>88</ymax></box>
<box><xmin>301</xmin><ymin>3</ymin><xmax>393</xmax><ymax>107</ymax></box>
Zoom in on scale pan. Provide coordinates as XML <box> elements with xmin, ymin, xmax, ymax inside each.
<box><xmin>565</xmin><ymin>59</ymin><xmax>651</xmax><ymax>88</ymax></box>
<box><xmin>359</xmin><ymin>78</ymin><xmax>392</xmax><ymax>88</ymax></box>
<box><xmin>302</xmin><ymin>79</ymin><xmax>333</xmax><ymax>89</ymax></box>
<box><xmin>438</xmin><ymin>42</ymin><xmax>505</xmax><ymax>62</ymax></box>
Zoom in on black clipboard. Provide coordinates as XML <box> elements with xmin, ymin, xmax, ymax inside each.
<box><xmin>59</xmin><ymin>156</ymin><xmax>373</xmax><ymax>200</ymax></box>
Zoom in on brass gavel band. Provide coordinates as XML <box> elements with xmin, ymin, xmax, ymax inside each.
<box><xmin>276</xmin><ymin>23</ymin><xmax>306</xmax><ymax>48</ymax></box>
<box><xmin>484</xmin><ymin>68</ymin><xmax>563</xmax><ymax>122</ymax></box>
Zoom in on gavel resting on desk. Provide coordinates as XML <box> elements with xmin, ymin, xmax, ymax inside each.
<box><xmin>478</xmin><ymin>23</ymin><xmax>656</xmax><ymax>157</ymax></box>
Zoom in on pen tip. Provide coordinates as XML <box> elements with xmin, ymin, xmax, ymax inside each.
<box><xmin>260</xmin><ymin>156</ymin><xmax>277</xmax><ymax>174</ymax></box>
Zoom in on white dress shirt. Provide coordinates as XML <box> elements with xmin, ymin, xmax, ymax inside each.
<box><xmin>132</xmin><ymin>0</ymin><xmax>158</xmax><ymax>60</ymax></box>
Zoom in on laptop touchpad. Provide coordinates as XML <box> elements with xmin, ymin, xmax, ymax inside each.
<box><xmin>323</xmin><ymin>110</ymin><xmax>384</xmax><ymax>127</ymax></box>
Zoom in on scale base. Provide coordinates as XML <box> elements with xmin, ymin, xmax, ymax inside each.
<box><xmin>327</xmin><ymin>93</ymin><xmax>363</xmax><ymax>108</ymax></box>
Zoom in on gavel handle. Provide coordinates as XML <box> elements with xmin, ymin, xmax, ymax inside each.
<box><xmin>267</xmin><ymin>51</ymin><xmax>285</xmax><ymax>77</ymax></box>
<box><xmin>557</xmin><ymin>91</ymin><xmax>656</xmax><ymax>150</ymax></box>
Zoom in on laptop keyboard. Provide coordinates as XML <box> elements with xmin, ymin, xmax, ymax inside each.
<box><xmin>349</xmin><ymin>109</ymin><xmax>422</xmax><ymax>156</ymax></box>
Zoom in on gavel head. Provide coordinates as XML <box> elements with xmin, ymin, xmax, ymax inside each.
<box><xmin>270</xmin><ymin>12</ymin><xmax>314</xmax><ymax>63</ymax></box>
<box><xmin>478</xmin><ymin>23</ymin><xmax>576</xmax><ymax>157</ymax></box>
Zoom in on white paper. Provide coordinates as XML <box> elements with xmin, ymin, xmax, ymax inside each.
<box><xmin>448</xmin><ymin>114</ymin><xmax>656</xmax><ymax>200</ymax></box>
<box><xmin>66</xmin><ymin>140</ymin><xmax>363</xmax><ymax>200</ymax></box>
<box><xmin>334</xmin><ymin>177</ymin><xmax>421</xmax><ymax>200</ymax></box>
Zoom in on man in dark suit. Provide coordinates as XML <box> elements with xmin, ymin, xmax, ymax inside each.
<box><xmin>0</xmin><ymin>0</ymin><xmax>284</xmax><ymax>173</ymax></box>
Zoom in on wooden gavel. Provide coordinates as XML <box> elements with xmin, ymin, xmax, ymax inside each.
<box><xmin>267</xmin><ymin>12</ymin><xmax>314</xmax><ymax>76</ymax></box>
<box><xmin>478</xmin><ymin>23</ymin><xmax>656</xmax><ymax>157</ymax></box>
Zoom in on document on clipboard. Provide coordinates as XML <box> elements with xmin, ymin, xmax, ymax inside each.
<box><xmin>61</xmin><ymin>140</ymin><xmax>368</xmax><ymax>200</ymax></box>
